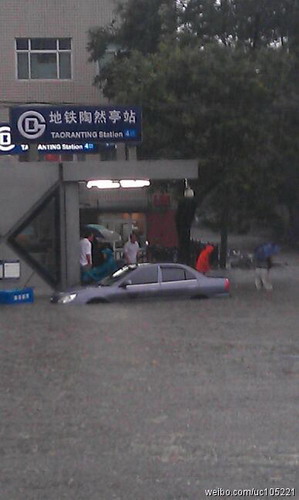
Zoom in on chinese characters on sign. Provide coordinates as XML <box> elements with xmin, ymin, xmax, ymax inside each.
<box><xmin>9</xmin><ymin>106</ymin><xmax>142</xmax><ymax>144</ymax></box>
<box><xmin>49</xmin><ymin>109</ymin><xmax>137</xmax><ymax>125</ymax></box>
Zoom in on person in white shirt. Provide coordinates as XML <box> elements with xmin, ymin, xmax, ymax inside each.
<box><xmin>123</xmin><ymin>233</ymin><xmax>140</xmax><ymax>264</ymax></box>
<box><xmin>80</xmin><ymin>230</ymin><xmax>94</xmax><ymax>271</ymax></box>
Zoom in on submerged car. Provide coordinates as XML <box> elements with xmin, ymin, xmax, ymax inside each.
<box><xmin>51</xmin><ymin>263</ymin><xmax>230</xmax><ymax>305</ymax></box>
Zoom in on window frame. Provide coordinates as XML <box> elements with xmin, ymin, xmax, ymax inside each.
<box><xmin>129</xmin><ymin>266</ymin><xmax>159</xmax><ymax>286</ymax></box>
<box><xmin>16</xmin><ymin>38</ymin><xmax>72</xmax><ymax>80</ymax></box>
<box><xmin>160</xmin><ymin>266</ymin><xmax>197</xmax><ymax>283</ymax></box>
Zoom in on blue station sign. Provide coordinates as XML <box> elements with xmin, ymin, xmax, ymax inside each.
<box><xmin>0</xmin><ymin>125</ymin><xmax>115</xmax><ymax>155</ymax></box>
<box><xmin>9</xmin><ymin>106</ymin><xmax>142</xmax><ymax>144</ymax></box>
<box><xmin>36</xmin><ymin>142</ymin><xmax>115</xmax><ymax>153</ymax></box>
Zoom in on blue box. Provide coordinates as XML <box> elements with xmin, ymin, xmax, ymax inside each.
<box><xmin>0</xmin><ymin>287</ymin><xmax>34</xmax><ymax>304</ymax></box>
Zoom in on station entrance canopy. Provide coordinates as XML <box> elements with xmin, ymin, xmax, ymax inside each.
<box><xmin>0</xmin><ymin>157</ymin><xmax>198</xmax><ymax>291</ymax></box>
<box><xmin>9</xmin><ymin>105</ymin><xmax>142</xmax><ymax>144</ymax></box>
<box><xmin>62</xmin><ymin>159</ymin><xmax>198</xmax><ymax>183</ymax></box>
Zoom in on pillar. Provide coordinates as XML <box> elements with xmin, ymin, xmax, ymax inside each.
<box><xmin>60</xmin><ymin>180</ymin><xmax>80</xmax><ymax>288</ymax></box>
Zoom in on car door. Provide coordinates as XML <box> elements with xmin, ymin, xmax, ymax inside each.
<box><xmin>125</xmin><ymin>265</ymin><xmax>160</xmax><ymax>300</ymax></box>
<box><xmin>159</xmin><ymin>265</ymin><xmax>198</xmax><ymax>298</ymax></box>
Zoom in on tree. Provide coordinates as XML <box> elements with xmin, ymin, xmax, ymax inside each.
<box><xmin>180</xmin><ymin>0</ymin><xmax>297</xmax><ymax>50</ymax></box>
<box><xmin>87</xmin><ymin>0</ymin><xmax>178</xmax><ymax>61</ymax></box>
<box><xmin>87</xmin><ymin>0</ymin><xmax>299</xmax><ymax>262</ymax></box>
<box><xmin>258</xmin><ymin>47</ymin><xmax>299</xmax><ymax>241</ymax></box>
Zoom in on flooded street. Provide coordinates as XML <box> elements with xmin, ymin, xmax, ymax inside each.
<box><xmin>1</xmin><ymin>256</ymin><xmax>299</xmax><ymax>499</ymax></box>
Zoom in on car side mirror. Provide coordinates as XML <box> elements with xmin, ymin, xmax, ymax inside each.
<box><xmin>120</xmin><ymin>279</ymin><xmax>132</xmax><ymax>288</ymax></box>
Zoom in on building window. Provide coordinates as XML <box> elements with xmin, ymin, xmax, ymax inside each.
<box><xmin>16</xmin><ymin>38</ymin><xmax>72</xmax><ymax>80</ymax></box>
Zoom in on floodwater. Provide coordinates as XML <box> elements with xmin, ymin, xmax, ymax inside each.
<box><xmin>1</xmin><ymin>253</ymin><xmax>299</xmax><ymax>499</ymax></box>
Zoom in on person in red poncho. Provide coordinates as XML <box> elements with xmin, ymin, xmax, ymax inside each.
<box><xmin>195</xmin><ymin>244</ymin><xmax>215</xmax><ymax>274</ymax></box>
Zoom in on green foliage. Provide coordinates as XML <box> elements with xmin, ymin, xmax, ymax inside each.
<box><xmin>116</xmin><ymin>0</ymin><xmax>178</xmax><ymax>53</ymax></box>
<box><xmin>180</xmin><ymin>0</ymin><xmax>297</xmax><ymax>51</ymax></box>
<box><xmin>87</xmin><ymin>0</ymin><xmax>299</xmax><ymax>242</ymax></box>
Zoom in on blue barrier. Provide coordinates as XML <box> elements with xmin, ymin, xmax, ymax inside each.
<box><xmin>0</xmin><ymin>287</ymin><xmax>34</xmax><ymax>305</ymax></box>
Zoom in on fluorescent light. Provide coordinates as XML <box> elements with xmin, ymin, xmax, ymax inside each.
<box><xmin>86</xmin><ymin>179</ymin><xmax>150</xmax><ymax>189</ymax></box>
<box><xmin>120</xmin><ymin>180</ymin><xmax>150</xmax><ymax>188</ymax></box>
<box><xmin>87</xmin><ymin>180</ymin><xmax>120</xmax><ymax>189</ymax></box>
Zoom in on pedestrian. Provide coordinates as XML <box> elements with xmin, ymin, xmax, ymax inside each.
<box><xmin>123</xmin><ymin>232</ymin><xmax>140</xmax><ymax>264</ymax></box>
<box><xmin>254</xmin><ymin>246</ymin><xmax>273</xmax><ymax>291</ymax></box>
<box><xmin>92</xmin><ymin>240</ymin><xmax>113</xmax><ymax>267</ymax></box>
<box><xmin>195</xmin><ymin>244</ymin><xmax>214</xmax><ymax>274</ymax></box>
<box><xmin>80</xmin><ymin>230</ymin><xmax>94</xmax><ymax>280</ymax></box>
<box><xmin>82</xmin><ymin>247</ymin><xmax>118</xmax><ymax>283</ymax></box>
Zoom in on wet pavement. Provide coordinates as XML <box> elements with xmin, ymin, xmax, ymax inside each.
<box><xmin>1</xmin><ymin>253</ymin><xmax>299</xmax><ymax>499</ymax></box>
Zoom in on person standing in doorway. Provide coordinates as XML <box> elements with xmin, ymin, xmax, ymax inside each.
<box><xmin>80</xmin><ymin>230</ymin><xmax>94</xmax><ymax>277</ymax></box>
<box><xmin>123</xmin><ymin>232</ymin><xmax>140</xmax><ymax>264</ymax></box>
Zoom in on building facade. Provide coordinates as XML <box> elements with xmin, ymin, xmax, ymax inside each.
<box><xmin>0</xmin><ymin>0</ymin><xmax>114</xmax><ymax>121</ymax></box>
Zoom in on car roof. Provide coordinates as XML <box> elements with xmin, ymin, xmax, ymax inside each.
<box><xmin>137</xmin><ymin>262</ymin><xmax>189</xmax><ymax>268</ymax></box>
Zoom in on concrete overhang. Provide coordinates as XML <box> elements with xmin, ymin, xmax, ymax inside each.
<box><xmin>62</xmin><ymin>159</ymin><xmax>198</xmax><ymax>182</ymax></box>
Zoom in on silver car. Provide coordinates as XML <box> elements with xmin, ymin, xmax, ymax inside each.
<box><xmin>51</xmin><ymin>263</ymin><xmax>230</xmax><ymax>305</ymax></box>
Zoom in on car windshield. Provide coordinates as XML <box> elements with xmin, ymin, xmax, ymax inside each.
<box><xmin>99</xmin><ymin>265</ymin><xmax>137</xmax><ymax>286</ymax></box>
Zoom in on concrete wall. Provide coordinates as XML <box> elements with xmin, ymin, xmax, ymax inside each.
<box><xmin>63</xmin><ymin>159</ymin><xmax>199</xmax><ymax>182</ymax></box>
<box><xmin>0</xmin><ymin>158</ymin><xmax>60</xmax><ymax>293</ymax></box>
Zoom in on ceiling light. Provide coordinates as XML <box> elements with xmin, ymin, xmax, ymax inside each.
<box><xmin>86</xmin><ymin>179</ymin><xmax>150</xmax><ymax>189</ymax></box>
<box><xmin>87</xmin><ymin>180</ymin><xmax>120</xmax><ymax>189</ymax></box>
<box><xmin>120</xmin><ymin>180</ymin><xmax>150</xmax><ymax>188</ymax></box>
